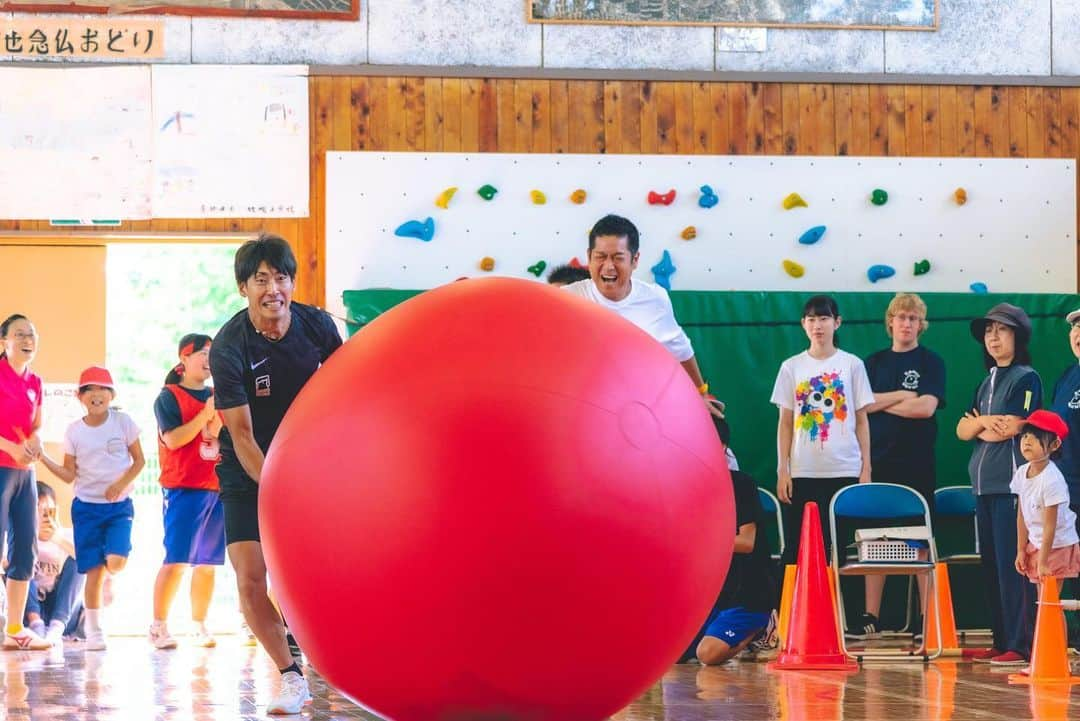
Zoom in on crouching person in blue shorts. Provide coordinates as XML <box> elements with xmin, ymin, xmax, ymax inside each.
<box><xmin>681</xmin><ymin>418</ymin><xmax>779</xmax><ymax>665</ymax></box>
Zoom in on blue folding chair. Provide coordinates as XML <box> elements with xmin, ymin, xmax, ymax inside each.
<box><xmin>829</xmin><ymin>483</ymin><xmax>941</xmax><ymax>662</ymax></box>
<box><xmin>757</xmin><ymin>487</ymin><xmax>784</xmax><ymax>562</ymax></box>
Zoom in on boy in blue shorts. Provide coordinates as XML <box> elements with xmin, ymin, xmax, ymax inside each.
<box><xmin>40</xmin><ymin>366</ymin><xmax>144</xmax><ymax>651</ymax></box>
<box><xmin>681</xmin><ymin>418</ymin><xmax>778</xmax><ymax>664</ymax></box>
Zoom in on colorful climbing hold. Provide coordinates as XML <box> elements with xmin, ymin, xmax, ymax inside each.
<box><xmin>870</xmin><ymin>189</ymin><xmax>889</xmax><ymax>206</ymax></box>
<box><xmin>648</xmin><ymin>189</ymin><xmax>676</xmax><ymax>206</ymax></box>
<box><xmin>569</xmin><ymin>257</ymin><xmax>587</xmax><ymax>269</ymax></box>
<box><xmin>477</xmin><ymin>184</ymin><xmax>498</xmax><ymax>201</ymax></box>
<box><xmin>570</xmin><ymin>189</ymin><xmax>587</xmax><ymax>204</ymax></box>
<box><xmin>954</xmin><ymin>188</ymin><xmax>967</xmax><ymax>205</ymax></box>
<box><xmin>651</xmin><ymin>250</ymin><xmax>676</xmax><ymax>290</ymax></box>
<box><xmin>867</xmin><ymin>264</ymin><xmax>896</xmax><ymax>283</ymax></box>
<box><xmin>970</xmin><ymin>282</ymin><xmax>989</xmax><ymax>294</ymax></box>
<box><xmin>798</xmin><ymin>226</ymin><xmax>826</xmax><ymax>245</ymax></box>
<box><xmin>782</xmin><ymin>260</ymin><xmax>805</xmax><ymax>278</ymax></box>
<box><xmin>782</xmin><ymin>193</ymin><xmax>808</xmax><ymax>210</ymax></box>
<box><xmin>681</xmin><ymin>226</ymin><xmax>697</xmax><ymax>241</ymax></box>
<box><xmin>527</xmin><ymin>260</ymin><xmax>547</xmax><ymax>277</ymax></box>
<box><xmin>698</xmin><ymin>185</ymin><xmax>719</xmax><ymax>209</ymax></box>
<box><xmin>530</xmin><ymin>190</ymin><xmax>547</xmax><ymax>205</ymax></box>
<box><xmin>913</xmin><ymin>259</ymin><xmax>931</xmax><ymax>276</ymax></box>
<box><xmin>394</xmin><ymin>217</ymin><xmax>435</xmax><ymax>242</ymax></box>
<box><xmin>434</xmin><ymin>186</ymin><xmax>458</xmax><ymax>209</ymax></box>
<box><xmin>479</xmin><ymin>257</ymin><xmax>496</xmax><ymax>272</ymax></box>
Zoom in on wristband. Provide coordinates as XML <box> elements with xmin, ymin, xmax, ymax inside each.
<box><xmin>697</xmin><ymin>382</ymin><xmax>709</xmax><ymax>396</ymax></box>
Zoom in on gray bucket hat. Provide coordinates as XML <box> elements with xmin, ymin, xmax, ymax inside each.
<box><xmin>970</xmin><ymin>303</ymin><xmax>1032</xmax><ymax>343</ymax></box>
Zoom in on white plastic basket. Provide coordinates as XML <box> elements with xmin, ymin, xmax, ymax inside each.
<box><xmin>857</xmin><ymin>539</ymin><xmax>921</xmax><ymax>562</ymax></box>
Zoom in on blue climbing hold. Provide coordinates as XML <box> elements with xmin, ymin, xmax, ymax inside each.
<box><xmin>798</xmin><ymin>225</ymin><xmax>827</xmax><ymax>245</ymax></box>
<box><xmin>394</xmin><ymin>217</ymin><xmax>435</xmax><ymax>242</ymax></box>
<box><xmin>970</xmin><ymin>282</ymin><xmax>989</xmax><ymax>294</ymax></box>
<box><xmin>698</xmin><ymin>185</ymin><xmax>719</xmax><ymax>209</ymax></box>
<box><xmin>867</xmin><ymin>264</ymin><xmax>896</xmax><ymax>283</ymax></box>
<box><xmin>651</xmin><ymin>250</ymin><xmax>676</xmax><ymax>290</ymax></box>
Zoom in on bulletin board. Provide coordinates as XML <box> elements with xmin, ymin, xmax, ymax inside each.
<box><xmin>325</xmin><ymin>152</ymin><xmax>1076</xmax><ymax>320</ymax></box>
<box><xmin>0</xmin><ymin>66</ymin><xmax>153</xmax><ymax>220</ymax></box>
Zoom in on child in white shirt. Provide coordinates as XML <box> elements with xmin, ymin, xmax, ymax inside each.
<box><xmin>40</xmin><ymin>366</ymin><xmax>143</xmax><ymax>652</ymax></box>
<box><xmin>1010</xmin><ymin>409</ymin><xmax>1080</xmax><ymax>582</ymax></box>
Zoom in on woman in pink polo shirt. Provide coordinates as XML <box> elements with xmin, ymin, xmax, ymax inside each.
<box><xmin>0</xmin><ymin>313</ymin><xmax>51</xmax><ymax>649</ymax></box>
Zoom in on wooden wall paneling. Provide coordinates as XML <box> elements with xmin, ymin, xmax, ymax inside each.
<box><xmin>886</xmin><ymin>85</ymin><xmax>906</xmax><ymax>156</ymax></box>
<box><xmin>746</xmin><ymin>82</ymin><xmax>765</xmax><ymax>154</ymax></box>
<box><xmin>780</xmin><ymin>83</ymin><xmax>800</xmax><ymax>155</ymax></box>
<box><xmin>973</xmin><ymin>85</ymin><xmax>993</xmax><ymax>157</ymax></box>
<box><xmin>655</xmin><ymin>82</ymin><xmax>677</xmax><ymax>155</ymax></box>
<box><xmin>604</xmin><ymin>81</ymin><xmax>624</xmax><ymax>155</ymax></box>
<box><xmin>833</xmin><ymin>84</ymin><xmax>853</xmax><ymax>156</ymax></box>
<box><xmin>496</xmin><ymin>78</ymin><xmax>517</xmax><ymax>151</ymax></box>
<box><xmin>937</xmin><ymin>86</ymin><xmax>958</xmax><ymax>157</ymax></box>
<box><xmin>868</xmin><ymin>85</ymin><xmax>888</xmax><ymax>156</ymax></box>
<box><xmin>531</xmin><ymin>80</ymin><xmax>552</xmax><ymax>154</ymax></box>
<box><xmin>550</xmin><ymin>80</ymin><xmax>570</xmax><ymax>154</ymax></box>
<box><xmin>849</xmin><ymin>85</ymin><xmax>871</xmax><ymax>157</ymax></box>
<box><xmin>424</xmin><ymin>78</ymin><xmax>445</xmax><ymax>152</ymax></box>
<box><xmin>904</xmin><ymin>85</ymin><xmax>923</xmax><ymax>156</ymax></box>
<box><xmin>639</xmin><ymin>82</ymin><xmax>658</xmax><ymax>154</ymax></box>
<box><xmin>815</xmin><ymin>85</ymin><xmax>836</xmax><ymax>155</ymax></box>
<box><xmin>690</xmin><ymin>82</ymin><xmax>712</xmax><ymax>155</ymax></box>
<box><xmin>728</xmin><ymin>83</ymin><xmax>749</xmax><ymax>155</ymax></box>
<box><xmin>709</xmin><ymin>83</ymin><xmax>731</xmax><ymax>155</ymax></box>
<box><xmin>1025</xmin><ymin>87</ymin><xmax>1046</xmax><ymax>158</ymax></box>
<box><xmin>478</xmin><ymin>79</ymin><xmax>498</xmax><ymax>152</ymax></box>
<box><xmin>956</xmin><ymin>86</ymin><xmax>976</xmax><ymax>156</ymax></box>
<box><xmin>921</xmin><ymin>85</ymin><xmax>941</xmax><ymax>156</ymax></box>
<box><xmin>442</xmin><ymin>78</ymin><xmax>463</xmax><ymax>152</ymax></box>
<box><xmin>620</xmin><ymin>80</ymin><xmax>643</xmax><ymax>152</ymax></box>
<box><xmin>511</xmin><ymin>79</ymin><xmax>532</xmax><ymax>153</ymax></box>
<box><xmin>762</xmin><ymin>84</ymin><xmax>784</xmax><ymax>155</ymax></box>
<box><xmin>674</xmin><ymin>81</ymin><xmax>695</xmax><ymax>154</ymax></box>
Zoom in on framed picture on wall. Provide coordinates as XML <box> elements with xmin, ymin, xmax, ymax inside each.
<box><xmin>0</xmin><ymin>0</ymin><xmax>358</xmax><ymax>21</ymax></box>
<box><xmin>528</xmin><ymin>1</ymin><xmax>938</xmax><ymax>30</ymax></box>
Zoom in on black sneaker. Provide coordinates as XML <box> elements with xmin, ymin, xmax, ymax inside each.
<box><xmin>845</xmin><ymin>613</ymin><xmax>881</xmax><ymax>641</ymax></box>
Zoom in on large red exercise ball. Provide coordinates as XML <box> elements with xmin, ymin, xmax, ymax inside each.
<box><xmin>260</xmin><ymin>277</ymin><xmax>734</xmax><ymax>721</ymax></box>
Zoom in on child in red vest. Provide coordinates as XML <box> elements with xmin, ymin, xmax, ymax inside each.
<box><xmin>149</xmin><ymin>334</ymin><xmax>224</xmax><ymax>649</ymax></box>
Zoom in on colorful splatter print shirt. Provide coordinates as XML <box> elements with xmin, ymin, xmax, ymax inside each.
<box><xmin>770</xmin><ymin>349</ymin><xmax>874</xmax><ymax>478</ymax></box>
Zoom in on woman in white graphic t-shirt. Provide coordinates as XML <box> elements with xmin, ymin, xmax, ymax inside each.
<box><xmin>770</xmin><ymin>295</ymin><xmax>874</xmax><ymax>567</ymax></box>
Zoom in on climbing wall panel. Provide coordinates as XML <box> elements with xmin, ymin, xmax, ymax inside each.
<box><xmin>325</xmin><ymin>151</ymin><xmax>1075</xmax><ymax>317</ymax></box>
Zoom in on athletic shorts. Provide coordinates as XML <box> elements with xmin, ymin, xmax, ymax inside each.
<box><xmin>71</xmin><ymin>498</ymin><xmax>133</xmax><ymax>573</ymax></box>
<box><xmin>680</xmin><ymin>606</ymin><xmax>771</xmax><ymax>661</ymax></box>
<box><xmin>162</xmin><ymin>488</ymin><xmax>226</xmax><ymax>565</ymax></box>
<box><xmin>217</xmin><ymin>463</ymin><xmax>261</xmax><ymax>545</ymax></box>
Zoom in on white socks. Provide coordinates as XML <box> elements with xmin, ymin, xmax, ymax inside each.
<box><xmin>84</xmin><ymin>608</ymin><xmax>102</xmax><ymax>634</ymax></box>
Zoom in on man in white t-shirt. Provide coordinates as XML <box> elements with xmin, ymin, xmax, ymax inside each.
<box><xmin>563</xmin><ymin>214</ymin><xmax>722</xmax><ymax>417</ymax></box>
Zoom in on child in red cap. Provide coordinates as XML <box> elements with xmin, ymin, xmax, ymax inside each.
<box><xmin>39</xmin><ymin>366</ymin><xmax>144</xmax><ymax>652</ymax></box>
<box><xmin>1011</xmin><ymin>409</ymin><xmax>1080</xmax><ymax>583</ymax></box>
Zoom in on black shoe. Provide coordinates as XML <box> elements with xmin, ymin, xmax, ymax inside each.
<box><xmin>845</xmin><ymin>613</ymin><xmax>881</xmax><ymax>641</ymax></box>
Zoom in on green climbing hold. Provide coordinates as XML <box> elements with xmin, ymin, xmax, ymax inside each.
<box><xmin>913</xmin><ymin>259</ymin><xmax>931</xmax><ymax>276</ymax></box>
<box><xmin>477</xmin><ymin>184</ymin><xmax>498</xmax><ymax>201</ymax></box>
<box><xmin>527</xmin><ymin>260</ymin><xmax>547</xmax><ymax>277</ymax></box>
<box><xmin>870</xmin><ymin>188</ymin><xmax>889</xmax><ymax>206</ymax></box>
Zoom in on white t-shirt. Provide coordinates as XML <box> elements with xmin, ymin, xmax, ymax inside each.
<box><xmin>1010</xmin><ymin>461</ymin><xmax>1080</xmax><ymax>550</ymax></box>
<box><xmin>562</xmin><ymin>278</ymin><xmax>694</xmax><ymax>362</ymax></box>
<box><xmin>770</xmin><ymin>349</ymin><xmax>875</xmax><ymax>478</ymax></box>
<box><xmin>63</xmin><ymin>409</ymin><xmax>141</xmax><ymax>503</ymax></box>
<box><xmin>34</xmin><ymin>527</ymin><xmax>74</xmax><ymax>594</ymax></box>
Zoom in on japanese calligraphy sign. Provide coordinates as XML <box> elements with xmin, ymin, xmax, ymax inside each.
<box><xmin>0</xmin><ymin>19</ymin><xmax>163</xmax><ymax>58</ymax></box>
<box><xmin>0</xmin><ymin>0</ymin><xmax>357</xmax><ymax>21</ymax></box>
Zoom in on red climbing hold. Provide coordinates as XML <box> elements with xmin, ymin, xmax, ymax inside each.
<box><xmin>647</xmin><ymin>190</ymin><xmax>676</xmax><ymax>206</ymax></box>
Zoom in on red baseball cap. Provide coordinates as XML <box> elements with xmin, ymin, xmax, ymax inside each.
<box><xmin>78</xmin><ymin>366</ymin><xmax>115</xmax><ymax>390</ymax></box>
<box><xmin>1024</xmin><ymin>409</ymin><xmax>1069</xmax><ymax>441</ymax></box>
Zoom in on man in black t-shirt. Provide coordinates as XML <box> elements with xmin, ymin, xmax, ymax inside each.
<box><xmin>209</xmin><ymin>233</ymin><xmax>342</xmax><ymax>715</ymax></box>
<box><xmin>850</xmin><ymin>293</ymin><xmax>945</xmax><ymax>641</ymax></box>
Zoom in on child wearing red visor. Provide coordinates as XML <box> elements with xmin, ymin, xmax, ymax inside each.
<box><xmin>1011</xmin><ymin>409</ymin><xmax>1080</xmax><ymax>583</ymax></box>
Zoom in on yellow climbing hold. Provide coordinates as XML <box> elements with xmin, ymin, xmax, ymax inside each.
<box><xmin>570</xmin><ymin>189</ymin><xmax>587</xmax><ymax>204</ymax></box>
<box><xmin>435</xmin><ymin>187</ymin><xmax>458</xmax><ymax>209</ymax></box>
<box><xmin>479</xmin><ymin>257</ymin><xmax>496</xmax><ymax>272</ymax></box>
<box><xmin>530</xmin><ymin>190</ymin><xmax>547</xmax><ymax>205</ymax></box>
<box><xmin>681</xmin><ymin>226</ymin><xmax>697</xmax><ymax>240</ymax></box>
<box><xmin>782</xmin><ymin>193</ymin><xmax>808</xmax><ymax>210</ymax></box>
<box><xmin>783</xmin><ymin>259</ymin><xmax>805</xmax><ymax>278</ymax></box>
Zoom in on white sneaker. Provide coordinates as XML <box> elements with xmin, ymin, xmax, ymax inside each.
<box><xmin>267</xmin><ymin>671</ymin><xmax>311</xmax><ymax>715</ymax></box>
<box><xmin>3</xmin><ymin>627</ymin><xmax>51</xmax><ymax>650</ymax></box>
<box><xmin>193</xmin><ymin>624</ymin><xmax>216</xmax><ymax>648</ymax></box>
<box><xmin>45</xmin><ymin>622</ymin><xmax>65</xmax><ymax>647</ymax></box>
<box><xmin>149</xmin><ymin>622</ymin><xmax>177</xmax><ymax>650</ymax></box>
<box><xmin>84</xmin><ymin>629</ymin><xmax>107</xmax><ymax>652</ymax></box>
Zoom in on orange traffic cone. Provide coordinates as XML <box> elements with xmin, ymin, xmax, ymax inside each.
<box><xmin>920</xmin><ymin>563</ymin><xmax>961</xmax><ymax>657</ymax></box>
<box><xmin>1009</xmin><ymin>577</ymin><xmax>1080</xmax><ymax>685</ymax></box>
<box><xmin>768</xmin><ymin>501</ymin><xmax>857</xmax><ymax>671</ymax></box>
<box><xmin>777</xmin><ymin>564</ymin><xmax>796</xmax><ymax>645</ymax></box>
